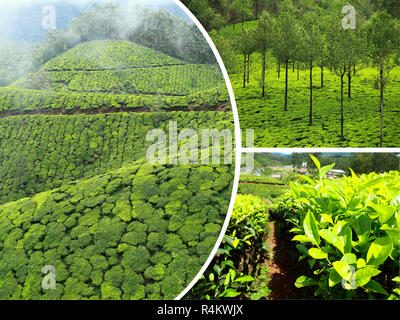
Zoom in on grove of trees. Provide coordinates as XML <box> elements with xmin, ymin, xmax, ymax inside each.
<box><xmin>183</xmin><ymin>0</ymin><xmax>400</xmax><ymax>147</ymax></box>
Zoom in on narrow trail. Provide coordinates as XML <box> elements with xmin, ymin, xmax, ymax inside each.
<box><xmin>264</xmin><ymin>221</ymin><xmax>314</xmax><ymax>300</ymax></box>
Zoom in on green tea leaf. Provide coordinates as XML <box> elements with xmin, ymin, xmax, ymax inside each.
<box><xmin>358</xmin><ymin>177</ymin><xmax>384</xmax><ymax>191</ymax></box>
<box><xmin>370</xmin><ymin>204</ymin><xmax>395</xmax><ymax>224</ymax></box>
<box><xmin>303</xmin><ymin>211</ymin><xmax>320</xmax><ymax>245</ymax></box>
<box><xmin>354</xmin><ymin>266</ymin><xmax>381</xmax><ymax>287</ymax></box>
<box><xmin>381</xmin><ymin>225</ymin><xmax>400</xmax><ymax>245</ymax></box>
<box><xmin>366</xmin><ymin>236</ymin><xmax>393</xmax><ymax>266</ymax></box>
<box><xmin>364</xmin><ymin>280</ymin><xmax>388</xmax><ymax>295</ymax></box>
<box><xmin>310</xmin><ymin>154</ymin><xmax>321</xmax><ymax>173</ymax></box>
<box><xmin>352</xmin><ymin>213</ymin><xmax>371</xmax><ymax>246</ymax></box>
<box><xmin>357</xmin><ymin>258</ymin><xmax>366</xmax><ymax>269</ymax></box>
<box><xmin>308</xmin><ymin>248</ymin><xmax>328</xmax><ymax>259</ymax></box>
<box><xmin>292</xmin><ymin>235</ymin><xmax>313</xmax><ymax>243</ymax></box>
<box><xmin>222</xmin><ymin>289</ymin><xmax>241</xmax><ymax>298</ymax></box>
<box><xmin>320</xmin><ymin>229</ymin><xmax>344</xmax><ymax>254</ymax></box>
<box><xmin>234</xmin><ymin>275</ymin><xmax>254</xmax><ymax>283</ymax></box>
<box><xmin>295</xmin><ymin>275</ymin><xmax>318</xmax><ymax>288</ymax></box>
<box><xmin>332</xmin><ymin>261</ymin><xmax>353</xmax><ymax>281</ymax></box>
<box><xmin>341</xmin><ymin>253</ymin><xmax>357</xmax><ymax>264</ymax></box>
<box><xmin>320</xmin><ymin>214</ymin><xmax>333</xmax><ymax>225</ymax></box>
<box><xmin>328</xmin><ymin>268</ymin><xmax>342</xmax><ymax>287</ymax></box>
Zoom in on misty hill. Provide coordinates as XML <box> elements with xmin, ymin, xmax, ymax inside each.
<box><xmin>0</xmin><ymin>1</ymin><xmax>190</xmax><ymax>43</ymax></box>
<box><xmin>40</xmin><ymin>40</ymin><xmax>186</xmax><ymax>71</ymax></box>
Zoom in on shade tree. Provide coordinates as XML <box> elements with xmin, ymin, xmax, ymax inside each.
<box><xmin>362</xmin><ymin>11</ymin><xmax>400</xmax><ymax>147</ymax></box>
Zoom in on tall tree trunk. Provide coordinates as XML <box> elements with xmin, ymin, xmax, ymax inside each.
<box><xmin>262</xmin><ymin>50</ymin><xmax>266</xmax><ymax>97</ymax></box>
<box><xmin>380</xmin><ymin>67</ymin><xmax>384</xmax><ymax>147</ymax></box>
<box><xmin>243</xmin><ymin>53</ymin><xmax>247</xmax><ymax>88</ymax></box>
<box><xmin>278</xmin><ymin>62</ymin><xmax>281</xmax><ymax>79</ymax></box>
<box><xmin>297</xmin><ymin>63</ymin><xmax>300</xmax><ymax>80</ymax></box>
<box><xmin>340</xmin><ymin>74</ymin><xmax>344</xmax><ymax>142</ymax></box>
<box><xmin>284</xmin><ymin>60</ymin><xmax>289</xmax><ymax>112</ymax></box>
<box><xmin>293</xmin><ymin>60</ymin><xmax>295</xmax><ymax>72</ymax></box>
<box><xmin>321</xmin><ymin>66</ymin><xmax>324</xmax><ymax>88</ymax></box>
<box><xmin>347</xmin><ymin>68</ymin><xmax>352</xmax><ymax>98</ymax></box>
<box><xmin>353</xmin><ymin>64</ymin><xmax>356</xmax><ymax>76</ymax></box>
<box><xmin>255</xmin><ymin>0</ymin><xmax>258</xmax><ymax>19</ymax></box>
<box><xmin>247</xmin><ymin>54</ymin><xmax>250</xmax><ymax>84</ymax></box>
<box><xmin>309</xmin><ymin>63</ymin><xmax>313</xmax><ymax>126</ymax></box>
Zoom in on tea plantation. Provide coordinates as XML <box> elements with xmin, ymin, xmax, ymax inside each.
<box><xmin>0</xmin><ymin>160</ymin><xmax>233</xmax><ymax>300</ymax></box>
<box><xmin>0</xmin><ymin>112</ymin><xmax>233</xmax><ymax>205</ymax></box>
<box><xmin>231</xmin><ymin>57</ymin><xmax>400</xmax><ymax>147</ymax></box>
<box><xmin>0</xmin><ymin>39</ymin><xmax>235</xmax><ymax>299</ymax></box>
<box><xmin>2</xmin><ymin>40</ymin><xmax>229</xmax><ymax>115</ymax></box>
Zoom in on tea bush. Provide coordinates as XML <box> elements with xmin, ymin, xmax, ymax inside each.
<box><xmin>0</xmin><ymin>160</ymin><xmax>234</xmax><ymax>300</ymax></box>
<box><xmin>188</xmin><ymin>194</ymin><xmax>271</xmax><ymax>299</ymax></box>
<box><xmin>0</xmin><ymin>87</ymin><xmax>229</xmax><ymax>114</ymax></box>
<box><xmin>279</xmin><ymin>156</ymin><xmax>400</xmax><ymax>299</ymax></box>
<box><xmin>15</xmin><ymin>65</ymin><xmax>224</xmax><ymax>97</ymax></box>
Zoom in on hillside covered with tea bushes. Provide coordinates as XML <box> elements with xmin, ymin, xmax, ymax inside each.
<box><xmin>0</xmin><ymin>112</ymin><xmax>233</xmax><ymax>205</ymax></box>
<box><xmin>0</xmin><ymin>6</ymin><xmax>235</xmax><ymax>300</ymax></box>
<box><xmin>0</xmin><ymin>160</ymin><xmax>233</xmax><ymax>300</ymax></box>
<box><xmin>2</xmin><ymin>40</ymin><xmax>228</xmax><ymax>115</ymax></box>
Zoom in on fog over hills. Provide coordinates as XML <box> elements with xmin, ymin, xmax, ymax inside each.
<box><xmin>0</xmin><ymin>0</ymin><xmax>190</xmax><ymax>42</ymax></box>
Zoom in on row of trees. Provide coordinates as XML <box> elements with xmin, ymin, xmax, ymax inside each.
<box><xmin>184</xmin><ymin>0</ymin><xmax>400</xmax><ymax>146</ymax></box>
<box><xmin>183</xmin><ymin>0</ymin><xmax>400</xmax><ymax>30</ymax></box>
<box><xmin>246</xmin><ymin>5</ymin><xmax>400</xmax><ymax>146</ymax></box>
<box><xmin>244</xmin><ymin>5</ymin><xmax>399</xmax><ymax>145</ymax></box>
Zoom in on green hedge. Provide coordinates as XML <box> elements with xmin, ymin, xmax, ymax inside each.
<box><xmin>0</xmin><ymin>86</ymin><xmax>229</xmax><ymax>114</ymax></box>
<box><xmin>14</xmin><ymin>65</ymin><xmax>224</xmax><ymax>97</ymax></box>
<box><xmin>0</xmin><ymin>160</ymin><xmax>234</xmax><ymax>300</ymax></box>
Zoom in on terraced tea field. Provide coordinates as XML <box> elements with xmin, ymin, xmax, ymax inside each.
<box><xmin>0</xmin><ymin>38</ymin><xmax>235</xmax><ymax>300</ymax></box>
<box><xmin>231</xmin><ymin>55</ymin><xmax>400</xmax><ymax>147</ymax></box>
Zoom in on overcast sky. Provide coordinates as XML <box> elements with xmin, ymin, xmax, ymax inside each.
<box><xmin>0</xmin><ymin>0</ymin><xmax>189</xmax><ymax>41</ymax></box>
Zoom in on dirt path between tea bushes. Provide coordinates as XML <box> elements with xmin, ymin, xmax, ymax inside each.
<box><xmin>264</xmin><ymin>221</ymin><xmax>314</xmax><ymax>300</ymax></box>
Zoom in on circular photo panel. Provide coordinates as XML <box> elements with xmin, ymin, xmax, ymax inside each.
<box><xmin>0</xmin><ymin>0</ymin><xmax>239</xmax><ymax>300</ymax></box>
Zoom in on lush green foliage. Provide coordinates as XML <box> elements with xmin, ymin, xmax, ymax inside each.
<box><xmin>230</xmin><ymin>52</ymin><xmax>400</xmax><ymax>147</ymax></box>
<box><xmin>0</xmin><ymin>111</ymin><xmax>233</xmax><ymax>205</ymax></box>
<box><xmin>14</xmin><ymin>65</ymin><xmax>223</xmax><ymax>97</ymax></box>
<box><xmin>0</xmin><ymin>160</ymin><xmax>233</xmax><ymax>300</ymax></box>
<box><xmin>3</xmin><ymin>41</ymin><xmax>228</xmax><ymax>113</ymax></box>
<box><xmin>0</xmin><ymin>86</ymin><xmax>228</xmax><ymax>114</ymax></box>
<box><xmin>188</xmin><ymin>194</ymin><xmax>271</xmax><ymax>299</ymax></box>
<box><xmin>39</xmin><ymin>40</ymin><xmax>185</xmax><ymax>72</ymax></box>
<box><xmin>239</xmin><ymin>175</ymin><xmax>285</xmax><ymax>185</ymax></box>
<box><xmin>184</xmin><ymin>0</ymin><xmax>400</xmax><ymax>147</ymax></box>
<box><xmin>238</xmin><ymin>183</ymin><xmax>287</xmax><ymax>202</ymax></box>
<box><xmin>279</xmin><ymin>156</ymin><xmax>400</xmax><ymax>299</ymax></box>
